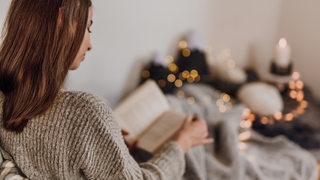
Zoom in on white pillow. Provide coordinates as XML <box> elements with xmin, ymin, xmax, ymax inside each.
<box><xmin>237</xmin><ymin>82</ymin><xmax>284</xmax><ymax>116</ymax></box>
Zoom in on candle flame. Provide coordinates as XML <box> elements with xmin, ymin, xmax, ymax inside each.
<box><xmin>279</xmin><ymin>38</ymin><xmax>288</xmax><ymax>48</ymax></box>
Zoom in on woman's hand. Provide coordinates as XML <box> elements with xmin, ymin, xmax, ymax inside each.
<box><xmin>174</xmin><ymin>115</ymin><xmax>213</xmax><ymax>153</ymax></box>
<box><xmin>121</xmin><ymin>129</ymin><xmax>138</xmax><ymax>153</ymax></box>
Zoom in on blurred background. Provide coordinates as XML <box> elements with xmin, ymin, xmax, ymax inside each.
<box><xmin>0</xmin><ymin>0</ymin><xmax>319</xmax><ymax>106</ymax></box>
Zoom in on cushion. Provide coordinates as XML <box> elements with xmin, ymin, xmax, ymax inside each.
<box><xmin>237</xmin><ymin>82</ymin><xmax>284</xmax><ymax>116</ymax></box>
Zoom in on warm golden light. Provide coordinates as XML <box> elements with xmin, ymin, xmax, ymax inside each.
<box><xmin>182</xmin><ymin>49</ymin><xmax>191</xmax><ymax>57</ymax></box>
<box><xmin>240</xmin><ymin>120</ymin><xmax>252</xmax><ymax>129</ymax></box>
<box><xmin>296</xmin><ymin>80</ymin><xmax>304</xmax><ymax>90</ymax></box>
<box><xmin>222</xmin><ymin>93</ymin><xmax>231</xmax><ymax>102</ymax></box>
<box><xmin>289</xmin><ymin>80</ymin><xmax>296</xmax><ymax>90</ymax></box>
<box><xmin>166</xmin><ymin>56</ymin><xmax>174</xmax><ymax>63</ymax></box>
<box><xmin>274</xmin><ymin>112</ymin><xmax>283</xmax><ymax>120</ymax></box>
<box><xmin>300</xmin><ymin>100</ymin><xmax>308</xmax><ymax>108</ymax></box>
<box><xmin>167</xmin><ymin>74</ymin><xmax>176</xmax><ymax>83</ymax></box>
<box><xmin>242</xmin><ymin>109</ymin><xmax>251</xmax><ymax>118</ymax></box>
<box><xmin>285</xmin><ymin>113</ymin><xmax>294</xmax><ymax>121</ymax></box>
<box><xmin>181</xmin><ymin>70</ymin><xmax>189</xmax><ymax>79</ymax></box>
<box><xmin>168</xmin><ymin>63</ymin><xmax>178</xmax><ymax>73</ymax></box>
<box><xmin>289</xmin><ymin>90</ymin><xmax>297</xmax><ymax>99</ymax></box>
<box><xmin>141</xmin><ymin>70</ymin><xmax>150</xmax><ymax>78</ymax></box>
<box><xmin>175</xmin><ymin>79</ymin><xmax>183</xmax><ymax>88</ymax></box>
<box><xmin>296</xmin><ymin>91</ymin><xmax>304</xmax><ymax>102</ymax></box>
<box><xmin>248</xmin><ymin>114</ymin><xmax>256</xmax><ymax>122</ymax></box>
<box><xmin>178</xmin><ymin>41</ymin><xmax>188</xmax><ymax>49</ymax></box>
<box><xmin>190</xmin><ymin>69</ymin><xmax>199</xmax><ymax>78</ymax></box>
<box><xmin>187</xmin><ymin>77</ymin><xmax>195</xmax><ymax>83</ymax></box>
<box><xmin>239</xmin><ymin>131</ymin><xmax>252</xmax><ymax>141</ymax></box>
<box><xmin>296</xmin><ymin>108</ymin><xmax>305</xmax><ymax>115</ymax></box>
<box><xmin>279</xmin><ymin>38</ymin><xmax>288</xmax><ymax>48</ymax></box>
<box><xmin>187</xmin><ymin>97</ymin><xmax>196</xmax><ymax>105</ymax></box>
<box><xmin>261</xmin><ymin>117</ymin><xmax>269</xmax><ymax>125</ymax></box>
<box><xmin>243</xmin><ymin>70</ymin><xmax>308</xmax><ymax>125</ymax></box>
<box><xmin>292</xmin><ymin>71</ymin><xmax>300</xmax><ymax>80</ymax></box>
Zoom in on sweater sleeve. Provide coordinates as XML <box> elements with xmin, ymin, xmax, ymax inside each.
<box><xmin>70</xmin><ymin>93</ymin><xmax>185</xmax><ymax>180</ymax></box>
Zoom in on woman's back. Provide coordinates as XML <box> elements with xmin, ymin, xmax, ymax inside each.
<box><xmin>0</xmin><ymin>91</ymin><xmax>143</xmax><ymax>179</ymax></box>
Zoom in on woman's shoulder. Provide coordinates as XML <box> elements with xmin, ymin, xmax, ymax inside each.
<box><xmin>56</xmin><ymin>90</ymin><xmax>113</xmax><ymax>117</ymax></box>
<box><xmin>58</xmin><ymin>90</ymin><xmax>110</xmax><ymax>107</ymax></box>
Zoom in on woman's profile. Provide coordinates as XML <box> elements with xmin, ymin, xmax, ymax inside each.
<box><xmin>0</xmin><ymin>0</ymin><xmax>212</xmax><ymax>179</ymax></box>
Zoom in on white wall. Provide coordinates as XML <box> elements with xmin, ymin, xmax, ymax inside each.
<box><xmin>278</xmin><ymin>0</ymin><xmax>320</xmax><ymax>100</ymax></box>
<box><xmin>0</xmin><ymin>0</ymin><xmax>282</xmax><ymax>106</ymax></box>
<box><xmin>0</xmin><ymin>1</ymin><xmax>10</xmax><ymax>31</ymax></box>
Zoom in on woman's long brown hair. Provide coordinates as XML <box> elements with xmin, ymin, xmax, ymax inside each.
<box><xmin>0</xmin><ymin>0</ymin><xmax>92</xmax><ymax>132</ymax></box>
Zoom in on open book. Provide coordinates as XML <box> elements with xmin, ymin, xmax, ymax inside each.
<box><xmin>114</xmin><ymin>80</ymin><xmax>186</xmax><ymax>154</ymax></box>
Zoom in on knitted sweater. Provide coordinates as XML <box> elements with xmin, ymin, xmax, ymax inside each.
<box><xmin>0</xmin><ymin>91</ymin><xmax>185</xmax><ymax>180</ymax></box>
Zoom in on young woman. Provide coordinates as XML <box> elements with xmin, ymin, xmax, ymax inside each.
<box><xmin>0</xmin><ymin>0</ymin><xmax>213</xmax><ymax>179</ymax></box>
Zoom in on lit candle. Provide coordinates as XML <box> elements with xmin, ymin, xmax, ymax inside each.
<box><xmin>275</xmin><ymin>38</ymin><xmax>291</xmax><ymax>68</ymax></box>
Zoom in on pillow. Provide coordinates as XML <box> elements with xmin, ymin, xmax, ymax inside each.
<box><xmin>237</xmin><ymin>82</ymin><xmax>284</xmax><ymax>116</ymax></box>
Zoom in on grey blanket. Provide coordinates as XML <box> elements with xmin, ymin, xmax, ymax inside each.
<box><xmin>166</xmin><ymin>83</ymin><xmax>318</xmax><ymax>180</ymax></box>
<box><xmin>0</xmin><ymin>83</ymin><xmax>318</xmax><ymax>180</ymax></box>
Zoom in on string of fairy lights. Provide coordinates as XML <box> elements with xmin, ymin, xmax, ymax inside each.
<box><xmin>240</xmin><ymin>71</ymin><xmax>309</xmax><ymax>129</ymax></box>
<box><xmin>141</xmin><ymin>40</ymin><xmax>313</xmax><ymax>170</ymax></box>
<box><xmin>238</xmin><ymin>71</ymin><xmax>309</xmax><ymax>154</ymax></box>
<box><xmin>141</xmin><ymin>40</ymin><xmax>233</xmax><ymax>113</ymax></box>
<box><xmin>174</xmin><ymin>89</ymin><xmax>234</xmax><ymax>113</ymax></box>
<box><xmin>142</xmin><ymin>40</ymin><xmax>308</xmax><ymax>125</ymax></box>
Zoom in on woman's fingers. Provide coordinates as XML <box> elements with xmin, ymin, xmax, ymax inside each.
<box><xmin>175</xmin><ymin>114</ymin><xmax>214</xmax><ymax>153</ymax></box>
<box><xmin>201</xmin><ymin>138</ymin><xmax>214</xmax><ymax>145</ymax></box>
<box><xmin>121</xmin><ymin>129</ymin><xmax>129</xmax><ymax>136</ymax></box>
<box><xmin>185</xmin><ymin>115</ymin><xmax>194</xmax><ymax>123</ymax></box>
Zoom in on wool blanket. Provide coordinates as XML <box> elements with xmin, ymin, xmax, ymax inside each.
<box><xmin>166</xmin><ymin>83</ymin><xmax>318</xmax><ymax>180</ymax></box>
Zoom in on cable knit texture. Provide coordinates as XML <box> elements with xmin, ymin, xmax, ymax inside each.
<box><xmin>0</xmin><ymin>91</ymin><xmax>185</xmax><ymax>180</ymax></box>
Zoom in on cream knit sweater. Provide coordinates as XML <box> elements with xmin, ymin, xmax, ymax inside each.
<box><xmin>0</xmin><ymin>91</ymin><xmax>185</xmax><ymax>180</ymax></box>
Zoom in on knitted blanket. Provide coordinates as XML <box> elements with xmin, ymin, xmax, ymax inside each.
<box><xmin>0</xmin><ymin>83</ymin><xmax>318</xmax><ymax>180</ymax></box>
<box><xmin>166</xmin><ymin>83</ymin><xmax>318</xmax><ymax>180</ymax></box>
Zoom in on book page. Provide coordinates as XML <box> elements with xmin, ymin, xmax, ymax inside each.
<box><xmin>138</xmin><ymin>109</ymin><xmax>186</xmax><ymax>154</ymax></box>
<box><xmin>114</xmin><ymin>80</ymin><xmax>170</xmax><ymax>144</ymax></box>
